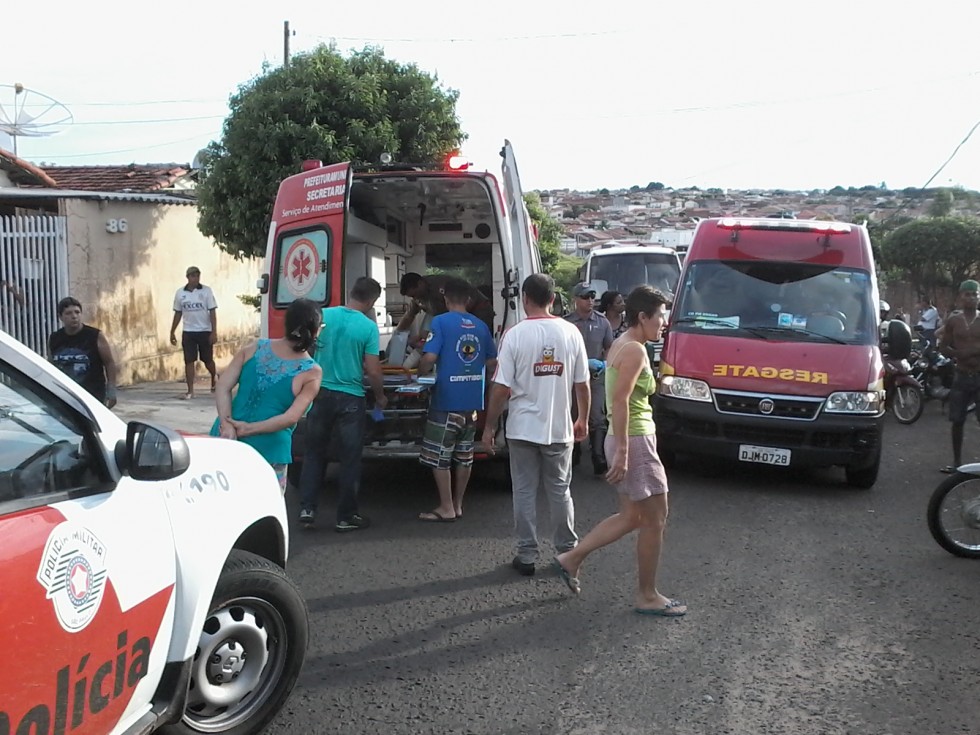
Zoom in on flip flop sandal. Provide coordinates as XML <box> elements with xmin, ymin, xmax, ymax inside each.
<box><xmin>552</xmin><ymin>558</ymin><xmax>580</xmax><ymax>594</ymax></box>
<box><xmin>634</xmin><ymin>599</ymin><xmax>687</xmax><ymax>617</ymax></box>
<box><xmin>418</xmin><ymin>510</ymin><xmax>456</xmax><ymax>523</ymax></box>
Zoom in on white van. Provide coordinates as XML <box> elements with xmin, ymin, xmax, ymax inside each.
<box><xmin>257</xmin><ymin>141</ymin><xmax>541</xmax><ymax>463</ymax></box>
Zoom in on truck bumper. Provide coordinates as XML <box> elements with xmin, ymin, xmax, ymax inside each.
<box><xmin>653</xmin><ymin>395</ymin><xmax>883</xmax><ymax>468</ymax></box>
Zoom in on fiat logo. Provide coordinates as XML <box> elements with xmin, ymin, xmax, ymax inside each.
<box><xmin>758</xmin><ymin>398</ymin><xmax>775</xmax><ymax>415</ymax></box>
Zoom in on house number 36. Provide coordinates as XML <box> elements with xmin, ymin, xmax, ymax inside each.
<box><xmin>106</xmin><ymin>218</ymin><xmax>128</xmax><ymax>233</ymax></box>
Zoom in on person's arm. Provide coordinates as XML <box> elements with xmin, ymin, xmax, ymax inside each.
<box><xmin>232</xmin><ymin>367</ymin><xmax>323</xmax><ymax>437</ymax></box>
<box><xmin>481</xmin><ymin>382</ymin><xmax>511</xmax><ymax>454</ymax></box>
<box><xmin>417</xmin><ymin>352</ymin><xmax>438</xmax><ymax>376</ymax></box>
<box><xmin>604</xmin><ymin>344</ymin><xmax>644</xmax><ymax>484</ymax></box>
<box><xmin>214</xmin><ymin>342</ymin><xmax>253</xmax><ymax>439</ymax></box>
<box><xmin>572</xmin><ymin>380</ymin><xmax>591</xmax><ymax>443</ymax></box>
<box><xmin>96</xmin><ymin>332</ymin><xmax>118</xmax><ymax>409</ymax></box>
<box><xmin>169</xmin><ymin>311</ymin><xmax>182</xmax><ymax>346</ymax></box>
<box><xmin>3</xmin><ymin>281</ymin><xmax>24</xmax><ymax>306</ymax></box>
<box><xmin>600</xmin><ymin>319</ymin><xmax>614</xmax><ymax>359</ymax></box>
<box><xmin>484</xmin><ymin>357</ymin><xmax>498</xmax><ymax>376</ymax></box>
<box><xmin>208</xmin><ymin>308</ymin><xmax>217</xmax><ymax>345</ymax></box>
<box><xmin>397</xmin><ymin>300</ymin><xmax>421</xmax><ymax>332</ymax></box>
<box><xmin>363</xmin><ymin>353</ymin><xmax>387</xmax><ymax>409</ymax></box>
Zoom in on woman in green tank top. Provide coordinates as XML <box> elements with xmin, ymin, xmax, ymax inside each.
<box><xmin>554</xmin><ymin>286</ymin><xmax>687</xmax><ymax>617</ymax></box>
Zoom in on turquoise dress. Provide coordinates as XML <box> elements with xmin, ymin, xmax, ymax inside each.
<box><xmin>210</xmin><ymin>339</ymin><xmax>316</xmax><ymax>465</ymax></box>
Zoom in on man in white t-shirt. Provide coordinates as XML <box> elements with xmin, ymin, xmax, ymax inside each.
<box><xmin>169</xmin><ymin>266</ymin><xmax>218</xmax><ymax>400</ymax></box>
<box><xmin>482</xmin><ymin>273</ymin><xmax>590</xmax><ymax>576</ymax></box>
<box><xmin>916</xmin><ymin>297</ymin><xmax>940</xmax><ymax>351</ymax></box>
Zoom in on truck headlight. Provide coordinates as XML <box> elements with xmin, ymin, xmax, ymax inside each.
<box><xmin>659</xmin><ymin>376</ymin><xmax>712</xmax><ymax>402</ymax></box>
<box><xmin>824</xmin><ymin>391</ymin><xmax>884</xmax><ymax>414</ymax></box>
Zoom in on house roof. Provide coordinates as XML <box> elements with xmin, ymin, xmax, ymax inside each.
<box><xmin>0</xmin><ymin>187</ymin><xmax>195</xmax><ymax>206</ymax></box>
<box><xmin>36</xmin><ymin>163</ymin><xmax>192</xmax><ymax>192</ymax></box>
<box><xmin>0</xmin><ymin>148</ymin><xmax>58</xmax><ymax>187</ymax></box>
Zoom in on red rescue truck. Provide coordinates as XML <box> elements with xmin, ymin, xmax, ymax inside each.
<box><xmin>258</xmin><ymin>142</ymin><xmax>541</xmax><ymax>467</ymax></box>
<box><xmin>653</xmin><ymin>217</ymin><xmax>885</xmax><ymax>488</ymax></box>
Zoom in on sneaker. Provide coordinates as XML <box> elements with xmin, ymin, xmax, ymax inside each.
<box><xmin>511</xmin><ymin>556</ymin><xmax>535</xmax><ymax>576</ymax></box>
<box><xmin>335</xmin><ymin>514</ymin><xmax>371</xmax><ymax>533</ymax></box>
<box><xmin>298</xmin><ymin>509</ymin><xmax>315</xmax><ymax>526</ymax></box>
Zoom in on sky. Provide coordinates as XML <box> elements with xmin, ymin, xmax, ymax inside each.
<box><xmin>3</xmin><ymin>0</ymin><xmax>980</xmax><ymax>194</ymax></box>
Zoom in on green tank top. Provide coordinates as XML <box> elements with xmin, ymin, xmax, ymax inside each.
<box><xmin>605</xmin><ymin>361</ymin><xmax>657</xmax><ymax>437</ymax></box>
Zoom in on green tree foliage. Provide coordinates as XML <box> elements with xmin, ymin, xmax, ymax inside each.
<box><xmin>197</xmin><ymin>45</ymin><xmax>466</xmax><ymax>258</ymax></box>
<box><xmin>929</xmin><ymin>188</ymin><xmax>955</xmax><ymax>218</ymax></box>
<box><xmin>524</xmin><ymin>192</ymin><xmax>563</xmax><ymax>273</ymax></box>
<box><xmin>645</xmin><ymin>182</ymin><xmax>665</xmax><ymax>191</ymax></box>
<box><xmin>879</xmin><ymin>217</ymin><xmax>980</xmax><ymax>302</ymax></box>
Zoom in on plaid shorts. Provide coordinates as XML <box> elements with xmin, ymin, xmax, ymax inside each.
<box><xmin>420</xmin><ymin>410</ymin><xmax>477</xmax><ymax>470</ymax></box>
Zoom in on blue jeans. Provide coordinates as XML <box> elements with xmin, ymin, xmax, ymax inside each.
<box><xmin>299</xmin><ymin>389</ymin><xmax>367</xmax><ymax>523</ymax></box>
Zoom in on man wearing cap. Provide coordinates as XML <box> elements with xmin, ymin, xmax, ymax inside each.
<box><xmin>939</xmin><ymin>279</ymin><xmax>980</xmax><ymax>473</ymax></box>
<box><xmin>169</xmin><ymin>266</ymin><xmax>218</xmax><ymax>400</ymax></box>
<box><xmin>565</xmin><ymin>282</ymin><xmax>614</xmax><ymax>474</ymax></box>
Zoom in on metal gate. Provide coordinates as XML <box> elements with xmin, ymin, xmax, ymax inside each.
<box><xmin>0</xmin><ymin>215</ymin><xmax>69</xmax><ymax>356</ymax></box>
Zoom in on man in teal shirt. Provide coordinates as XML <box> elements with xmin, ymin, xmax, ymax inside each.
<box><xmin>299</xmin><ymin>277</ymin><xmax>387</xmax><ymax>531</ymax></box>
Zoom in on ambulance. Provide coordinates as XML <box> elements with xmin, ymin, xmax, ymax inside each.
<box><xmin>653</xmin><ymin>217</ymin><xmax>884</xmax><ymax>488</ymax></box>
<box><xmin>0</xmin><ymin>329</ymin><xmax>306</xmax><ymax>734</ymax></box>
<box><xmin>257</xmin><ymin>141</ymin><xmax>541</xmax><ymax>464</ymax></box>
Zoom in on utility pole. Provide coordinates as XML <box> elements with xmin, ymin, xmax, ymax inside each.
<box><xmin>284</xmin><ymin>20</ymin><xmax>291</xmax><ymax>67</ymax></box>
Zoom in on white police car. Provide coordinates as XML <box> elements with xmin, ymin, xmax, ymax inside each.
<box><xmin>0</xmin><ymin>329</ymin><xmax>307</xmax><ymax>734</ymax></box>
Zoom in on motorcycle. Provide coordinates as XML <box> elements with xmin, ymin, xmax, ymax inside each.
<box><xmin>909</xmin><ymin>347</ymin><xmax>954</xmax><ymax>406</ymax></box>
<box><xmin>928</xmin><ymin>465</ymin><xmax>980</xmax><ymax>557</ymax></box>
<box><xmin>881</xmin><ymin>319</ymin><xmax>924</xmax><ymax>424</ymax></box>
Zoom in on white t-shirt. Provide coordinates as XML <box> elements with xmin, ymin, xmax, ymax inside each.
<box><xmin>493</xmin><ymin>316</ymin><xmax>589</xmax><ymax>445</ymax></box>
<box><xmin>174</xmin><ymin>285</ymin><xmax>218</xmax><ymax>332</ymax></box>
<box><xmin>918</xmin><ymin>306</ymin><xmax>940</xmax><ymax>330</ymax></box>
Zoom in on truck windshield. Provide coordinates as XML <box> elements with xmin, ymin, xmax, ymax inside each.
<box><xmin>671</xmin><ymin>260</ymin><xmax>877</xmax><ymax>345</ymax></box>
<box><xmin>590</xmin><ymin>252</ymin><xmax>680</xmax><ymax>297</ymax></box>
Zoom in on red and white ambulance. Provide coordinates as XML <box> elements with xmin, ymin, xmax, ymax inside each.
<box><xmin>258</xmin><ymin>141</ymin><xmax>541</xmax><ymax>462</ymax></box>
<box><xmin>0</xmin><ymin>329</ymin><xmax>306</xmax><ymax>734</ymax></box>
<box><xmin>654</xmin><ymin>217</ymin><xmax>885</xmax><ymax>488</ymax></box>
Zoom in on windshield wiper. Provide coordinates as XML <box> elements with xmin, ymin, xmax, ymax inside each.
<box><xmin>748</xmin><ymin>325</ymin><xmax>848</xmax><ymax>345</ymax></box>
<box><xmin>672</xmin><ymin>316</ymin><xmax>739</xmax><ymax>329</ymax></box>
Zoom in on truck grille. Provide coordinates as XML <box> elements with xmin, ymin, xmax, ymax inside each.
<box><xmin>714</xmin><ymin>390</ymin><xmax>823</xmax><ymax>421</ymax></box>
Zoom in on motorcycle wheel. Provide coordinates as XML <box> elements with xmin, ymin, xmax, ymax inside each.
<box><xmin>892</xmin><ymin>384</ymin><xmax>924</xmax><ymax>424</ymax></box>
<box><xmin>927</xmin><ymin>473</ymin><xmax>980</xmax><ymax>558</ymax></box>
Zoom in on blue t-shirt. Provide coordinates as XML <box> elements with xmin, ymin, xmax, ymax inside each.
<box><xmin>423</xmin><ymin>311</ymin><xmax>497</xmax><ymax>412</ymax></box>
<box><xmin>315</xmin><ymin>306</ymin><xmax>380</xmax><ymax>396</ymax></box>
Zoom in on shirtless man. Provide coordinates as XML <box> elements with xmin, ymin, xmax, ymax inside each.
<box><xmin>939</xmin><ymin>279</ymin><xmax>980</xmax><ymax>473</ymax></box>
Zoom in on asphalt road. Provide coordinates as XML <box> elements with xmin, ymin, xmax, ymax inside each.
<box><xmin>255</xmin><ymin>402</ymin><xmax>980</xmax><ymax>735</ymax></box>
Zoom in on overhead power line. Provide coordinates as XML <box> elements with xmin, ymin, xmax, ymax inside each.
<box><xmin>30</xmin><ymin>130</ymin><xmax>221</xmax><ymax>160</ymax></box>
<box><xmin>71</xmin><ymin>114</ymin><xmax>226</xmax><ymax>126</ymax></box>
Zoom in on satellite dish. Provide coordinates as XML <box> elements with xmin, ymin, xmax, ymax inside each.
<box><xmin>0</xmin><ymin>83</ymin><xmax>73</xmax><ymax>156</ymax></box>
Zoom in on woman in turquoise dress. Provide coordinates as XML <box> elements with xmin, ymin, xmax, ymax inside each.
<box><xmin>211</xmin><ymin>299</ymin><xmax>323</xmax><ymax>492</ymax></box>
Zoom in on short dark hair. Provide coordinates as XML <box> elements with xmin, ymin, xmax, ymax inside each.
<box><xmin>399</xmin><ymin>272</ymin><xmax>424</xmax><ymax>295</ymax></box>
<box><xmin>624</xmin><ymin>285</ymin><xmax>669</xmax><ymax>327</ymax></box>
<box><xmin>57</xmin><ymin>296</ymin><xmax>82</xmax><ymax>316</ymax></box>
<box><xmin>521</xmin><ymin>273</ymin><xmax>555</xmax><ymax>308</ymax></box>
<box><xmin>284</xmin><ymin>298</ymin><xmax>322</xmax><ymax>352</ymax></box>
<box><xmin>351</xmin><ymin>276</ymin><xmax>382</xmax><ymax>303</ymax></box>
<box><xmin>442</xmin><ymin>277</ymin><xmax>471</xmax><ymax>306</ymax></box>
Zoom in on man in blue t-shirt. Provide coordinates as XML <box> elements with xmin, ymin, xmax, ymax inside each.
<box><xmin>298</xmin><ymin>277</ymin><xmax>387</xmax><ymax>532</ymax></box>
<box><xmin>417</xmin><ymin>277</ymin><xmax>497</xmax><ymax>523</ymax></box>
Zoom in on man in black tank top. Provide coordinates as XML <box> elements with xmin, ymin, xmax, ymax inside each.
<box><xmin>48</xmin><ymin>297</ymin><xmax>119</xmax><ymax>408</ymax></box>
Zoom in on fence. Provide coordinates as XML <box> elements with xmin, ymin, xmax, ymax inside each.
<box><xmin>0</xmin><ymin>215</ymin><xmax>69</xmax><ymax>356</ymax></box>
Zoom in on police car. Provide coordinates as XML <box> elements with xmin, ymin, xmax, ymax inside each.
<box><xmin>0</xmin><ymin>329</ymin><xmax>307</xmax><ymax>734</ymax></box>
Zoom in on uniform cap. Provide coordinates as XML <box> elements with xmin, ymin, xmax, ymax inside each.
<box><xmin>960</xmin><ymin>279</ymin><xmax>979</xmax><ymax>293</ymax></box>
<box><xmin>573</xmin><ymin>282</ymin><xmax>596</xmax><ymax>298</ymax></box>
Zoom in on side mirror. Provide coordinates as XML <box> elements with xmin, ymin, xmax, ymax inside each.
<box><xmin>256</xmin><ymin>273</ymin><xmax>269</xmax><ymax>295</ymax></box>
<box><xmin>551</xmin><ymin>292</ymin><xmax>568</xmax><ymax>316</ymax></box>
<box><xmin>114</xmin><ymin>421</ymin><xmax>191</xmax><ymax>481</ymax></box>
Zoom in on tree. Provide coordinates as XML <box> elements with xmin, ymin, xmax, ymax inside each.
<box><xmin>524</xmin><ymin>192</ymin><xmax>563</xmax><ymax>273</ymax></box>
<box><xmin>645</xmin><ymin>182</ymin><xmax>665</xmax><ymax>191</ymax></box>
<box><xmin>879</xmin><ymin>216</ymin><xmax>980</xmax><ymax>303</ymax></box>
<box><xmin>929</xmin><ymin>188</ymin><xmax>955</xmax><ymax>218</ymax></box>
<box><xmin>197</xmin><ymin>45</ymin><xmax>466</xmax><ymax>258</ymax></box>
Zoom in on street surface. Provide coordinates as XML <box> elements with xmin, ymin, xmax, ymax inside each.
<box><xmin>116</xmin><ymin>385</ymin><xmax>980</xmax><ymax>734</ymax></box>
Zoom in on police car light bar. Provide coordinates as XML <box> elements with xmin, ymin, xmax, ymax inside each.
<box><xmin>716</xmin><ymin>218</ymin><xmax>852</xmax><ymax>234</ymax></box>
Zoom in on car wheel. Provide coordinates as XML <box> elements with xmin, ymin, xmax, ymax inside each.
<box><xmin>845</xmin><ymin>445</ymin><xmax>881</xmax><ymax>489</ymax></box>
<box><xmin>162</xmin><ymin>550</ymin><xmax>309</xmax><ymax>735</ymax></box>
